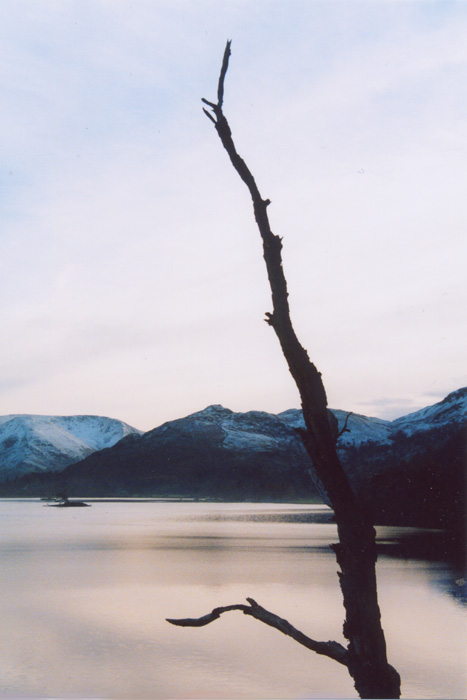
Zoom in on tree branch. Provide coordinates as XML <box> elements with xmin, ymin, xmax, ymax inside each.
<box><xmin>336</xmin><ymin>412</ymin><xmax>353</xmax><ymax>441</ymax></box>
<box><xmin>202</xmin><ymin>107</ymin><xmax>217</xmax><ymax>124</ymax></box>
<box><xmin>217</xmin><ymin>39</ymin><xmax>231</xmax><ymax>108</ymax></box>
<box><xmin>167</xmin><ymin>598</ymin><xmax>349</xmax><ymax>666</ymax></box>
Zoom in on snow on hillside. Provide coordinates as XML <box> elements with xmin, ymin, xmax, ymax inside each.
<box><xmin>334</xmin><ymin>410</ymin><xmax>394</xmax><ymax>446</ymax></box>
<box><xmin>279</xmin><ymin>389</ymin><xmax>467</xmax><ymax>444</ymax></box>
<box><xmin>190</xmin><ymin>405</ymin><xmax>297</xmax><ymax>451</ymax></box>
<box><xmin>391</xmin><ymin>388</ymin><xmax>467</xmax><ymax>436</ymax></box>
<box><xmin>45</xmin><ymin>415</ymin><xmax>141</xmax><ymax>450</ymax></box>
<box><xmin>0</xmin><ymin>414</ymin><xmax>142</xmax><ymax>481</ymax></box>
<box><xmin>1</xmin><ymin>389</ymin><xmax>465</xmax><ymax>484</ymax></box>
<box><xmin>188</xmin><ymin>391</ymin><xmax>467</xmax><ymax>455</ymax></box>
<box><xmin>278</xmin><ymin>408</ymin><xmax>393</xmax><ymax>446</ymax></box>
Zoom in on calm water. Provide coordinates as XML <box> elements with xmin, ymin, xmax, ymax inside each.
<box><xmin>0</xmin><ymin>500</ymin><xmax>465</xmax><ymax>699</ymax></box>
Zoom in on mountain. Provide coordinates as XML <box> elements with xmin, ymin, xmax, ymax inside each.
<box><xmin>1</xmin><ymin>390</ymin><xmax>465</xmax><ymax>533</ymax></box>
<box><xmin>0</xmin><ymin>414</ymin><xmax>142</xmax><ymax>481</ymax></box>
<box><xmin>354</xmin><ymin>389</ymin><xmax>466</xmax><ymax>533</ymax></box>
<box><xmin>2</xmin><ymin>405</ymin><xmax>314</xmax><ymax>500</ymax></box>
<box><xmin>281</xmin><ymin>388</ymin><xmax>467</xmax><ymax>513</ymax></box>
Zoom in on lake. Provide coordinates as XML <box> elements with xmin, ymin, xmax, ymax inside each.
<box><xmin>0</xmin><ymin>499</ymin><xmax>465</xmax><ymax>699</ymax></box>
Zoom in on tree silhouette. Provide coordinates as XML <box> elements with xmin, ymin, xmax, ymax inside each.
<box><xmin>167</xmin><ymin>42</ymin><xmax>400</xmax><ymax>700</ymax></box>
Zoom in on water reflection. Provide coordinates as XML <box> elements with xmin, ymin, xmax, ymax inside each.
<box><xmin>189</xmin><ymin>508</ymin><xmax>336</xmax><ymax>524</ymax></box>
<box><xmin>375</xmin><ymin>527</ymin><xmax>467</xmax><ymax>606</ymax></box>
<box><xmin>0</xmin><ymin>500</ymin><xmax>465</xmax><ymax>699</ymax></box>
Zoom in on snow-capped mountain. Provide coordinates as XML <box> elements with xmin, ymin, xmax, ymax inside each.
<box><xmin>391</xmin><ymin>388</ymin><xmax>467</xmax><ymax>435</ymax></box>
<box><xmin>280</xmin><ymin>387</ymin><xmax>467</xmax><ymax>446</ymax></box>
<box><xmin>0</xmin><ymin>415</ymin><xmax>142</xmax><ymax>481</ymax></box>
<box><xmin>1</xmin><ymin>390</ymin><xmax>465</xmax><ymax>532</ymax></box>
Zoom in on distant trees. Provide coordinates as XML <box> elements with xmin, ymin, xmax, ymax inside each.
<box><xmin>167</xmin><ymin>42</ymin><xmax>400</xmax><ymax>699</ymax></box>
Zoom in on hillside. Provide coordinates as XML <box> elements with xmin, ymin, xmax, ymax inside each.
<box><xmin>1</xmin><ymin>390</ymin><xmax>465</xmax><ymax>532</ymax></box>
<box><xmin>0</xmin><ymin>414</ymin><xmax>142</xmax><ymax>480</ymax></box>
<box><xmin>2</xmin><ymin>405</ymin><xmax>315</xmax><ymax>501</ymax></box>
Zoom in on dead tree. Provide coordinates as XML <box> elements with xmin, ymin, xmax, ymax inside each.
<box><xmin>167</xmin><ymin>42</ymin><xmax>401</xmax><ymax>700</ymax></box>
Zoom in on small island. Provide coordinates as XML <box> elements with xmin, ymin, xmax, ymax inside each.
<box><xmin>46</xmin><ymin>493</ymin><xmax>90</xmax><ymax>508</ymax></box>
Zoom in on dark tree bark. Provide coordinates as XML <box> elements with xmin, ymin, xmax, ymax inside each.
<box><xmin>168</xmin><ymin>41</ymin><xmax>401</xmax><ymax>700</ymax></box>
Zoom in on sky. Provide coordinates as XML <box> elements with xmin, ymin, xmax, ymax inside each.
<box><xmin>1</xmin><ymin>0</ymin><xmax>466</xmax><ymax>431</ymax></box>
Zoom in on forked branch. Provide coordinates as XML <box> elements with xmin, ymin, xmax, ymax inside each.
<box><xmin>167</xmin><ymin>598</ymin><xmax>349</xmax><ymax>666</ymax></box>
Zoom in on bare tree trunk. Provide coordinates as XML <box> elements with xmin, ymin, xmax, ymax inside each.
<box><xmin>169</xmin><ymin>42</ymin><xmax>401</xmax><ymax>700</ymax></box>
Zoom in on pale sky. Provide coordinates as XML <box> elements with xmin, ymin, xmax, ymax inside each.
<box><xmin>1</xmin><ymin>0</ymin><xmax>466</xmax><ymax>431</ymax></box>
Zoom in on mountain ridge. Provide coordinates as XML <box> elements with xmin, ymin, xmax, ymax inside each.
<box><xmin>0</xmin><ymin>414</ymin><xmax>142</xmax><ymax>480</ymax></box>
<box><xmin>0</xmin><ymin>389</ymin><xmax>465</xmax><ymax>533</ymax></box>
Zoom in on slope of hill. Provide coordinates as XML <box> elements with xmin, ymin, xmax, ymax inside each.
<box><xmin>0</xmin><ymin>415</ymin><xmax>142</xmax><ymax>480</ymax></box>
<box><xmin>24</xmin><ymin>404</ymin><xmax>314</xmax><ymax>501</ymax></box>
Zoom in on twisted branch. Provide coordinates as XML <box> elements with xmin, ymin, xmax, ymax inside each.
<box><xmin>167</xmin><ymin>598</ymin><xmax>349</xmax><ymax>666</ymax></box>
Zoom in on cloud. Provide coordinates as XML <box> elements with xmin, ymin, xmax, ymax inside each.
<box><xmin>1</xmin><ymin>1</ymin><xmax>466</xmax><ymax>428</ymax></box>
